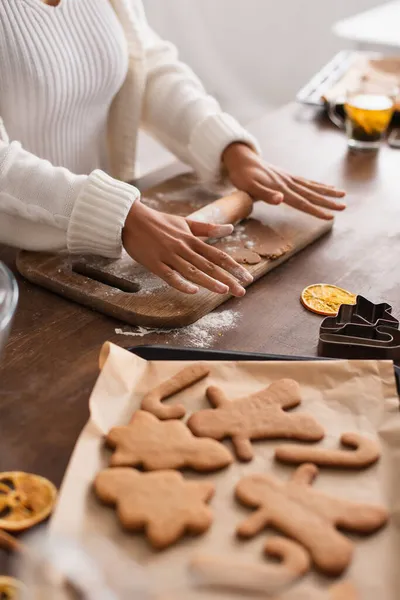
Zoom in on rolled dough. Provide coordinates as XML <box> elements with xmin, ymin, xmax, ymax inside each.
<box><xmin>243</xmin><ymin>220</ymin><xmax>293</xmax><ymax>259</ymax></box>
<box><xmin>215</xmin><ymin>219</ymin><xmax>293</xmax><ymax>264</ymax></box>
<box><xmin>228</xmin><ymin>249</ymin><xmax>261</xmax><ymax>265</ymax></box>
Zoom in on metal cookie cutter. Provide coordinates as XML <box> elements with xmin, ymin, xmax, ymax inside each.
<box><xmin>320</xmin><ymin>296</ymin><xmax>399</xmax><ymax>332</ymax></box>
<box><xmin>318</xmin><ymin>296</ymin><xmax>400</xmax><ymax>360</ymax></box>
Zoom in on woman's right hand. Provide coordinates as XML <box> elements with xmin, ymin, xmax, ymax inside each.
<box><xmin>122</xmin><ymin>200</ymin><xmax>253</xmax><ymax>296</ymax></box>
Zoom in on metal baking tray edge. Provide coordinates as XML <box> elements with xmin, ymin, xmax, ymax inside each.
<box><xmin>128</xmin><ymin>346</ymin><xmax>400</xmax><ymax>398</ymax></box>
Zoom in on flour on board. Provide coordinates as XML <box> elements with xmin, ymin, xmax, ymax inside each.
<box><xmin>115</xmin><ymin>310</ymin><xmax>238</xmax><ymax>348</ymax></box>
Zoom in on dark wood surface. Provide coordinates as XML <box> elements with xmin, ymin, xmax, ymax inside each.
<box><xmin>1</xmin><ymin>103</ymin><xmax>399</xmax><ymax>567</ymax></box>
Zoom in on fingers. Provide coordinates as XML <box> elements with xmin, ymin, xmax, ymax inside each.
<box><xmin>284</xmin><ymin>192</ymin><xmax>334</xmax><ymax>220</ymax></box>
<box><xmin>193</xmin><ymin>240</ymin><xmax>254</xmax><ymax>287</ymax></box>
<box><xmin>287</xmin><ymin>181</ymin><xmax>346</xmax><ymax>211</ymax></box>
<box><xmin>152</xmin><ymin>239</ymin><xmax>254</xmax><ymax>297</ymax></box>
<box><xmin>247</xmin><ymin>180</ymin><xmax>283</xmax><ymax>205</ymax></box>
<box><xmin>154</xmin><ymin>265</ymin><xmax>200</xmax><ymax>295</ymax></box>
<box><xmin>273</xmin><ymin>170</ymin><xmax>343</xmax><ymax>219</ymax></box>
<box><xmin>291</xmin><ymin>176</ymin><xmax>346</xmax><ymax>198</ymax></box>
<box><xmin>179</xmin><ymin>251</ymin><xmax>248</xmax><ymax>297</ymax></box>
<box><xmin>169</xmin><ymin>256</ymin><xmax>246</xmax><ymax>297</ymax></box>
<box><xmin>187</xmin><ymin>220</ymin><xmax>234</xmax><ymax>239</ymax></box>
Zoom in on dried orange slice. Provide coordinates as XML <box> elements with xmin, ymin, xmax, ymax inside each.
<box><xmin>301</xmin><ymin>284</ymin><xmax>357</xmax><ymax>316</ymax></box>
<box><xmin>0</xmin><ymin>472</ymin><xmax>57</xmax><ymax>532</ymax></box>
<box><xmin>0</xmin><ymin>576</ymin><xmax>24</xmax><ymax>599</ymax></box>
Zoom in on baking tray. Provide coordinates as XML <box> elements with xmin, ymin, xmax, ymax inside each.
<box><xmin>128</xmin><ymin>346</ymin><xmax>400</xmax><ymax>397</ymax></box>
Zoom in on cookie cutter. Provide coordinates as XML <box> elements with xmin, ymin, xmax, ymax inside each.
<box><xmin>320</xmin><ymin>296</ymin><xmax>399</xmax><ymax>332</ymax></box>
<box><xmin>318</xmin><ymin>296</ymin><xmax>400</xmax><ymax>360</ymax></box>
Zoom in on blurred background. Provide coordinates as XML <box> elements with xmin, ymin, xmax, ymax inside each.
<box><xmin>138</xmin><ymin>0</ymin><xmax>388</xmax><ymax>174</ymax></box>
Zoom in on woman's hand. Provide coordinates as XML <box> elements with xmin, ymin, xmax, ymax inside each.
<box><xmin>222</xmin><ymin>143</ymin><xmax>346</xmax><ymax>220</ymax></box>
<box><xmin>122</xmin><ymin>200</ymin><xmax>253</xmax><ymax>295</ymax></box>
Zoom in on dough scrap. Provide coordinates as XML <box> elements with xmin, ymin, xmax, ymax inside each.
<box><xmin>244</xmin><ymin>219</ymin><xmax>293</xmax><ymax>258</ymax></box>
<box><xmin>214</xmin><ymin>219</ymin><xmax>292</xmax><ymax>264</ymax></box>
<box><xmin>229</xmin><ymin>248</ymin><xmax>261</xmax><ymax>264</ymax></box>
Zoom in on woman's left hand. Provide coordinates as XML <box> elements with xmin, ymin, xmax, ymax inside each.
<box><xmin>222</xmin><ymin>143</ymin><xmax>346</xmax><ymax>220</ymax></box>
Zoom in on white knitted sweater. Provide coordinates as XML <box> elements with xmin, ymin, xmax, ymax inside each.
<box><xmin>0</xmin><ymin>0</ymin><xmax>258</xmax><ymax>258</ymax></box>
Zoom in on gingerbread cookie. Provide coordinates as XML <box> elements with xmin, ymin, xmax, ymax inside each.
<box><xmin>236</xmin><ymin>464</ymin><xmax>388</xmax><ymax>575</ymax></box>
<box><xmin>190</xmin><ymin>537</ymin><xmax>310</xmax><ymax>594</ymax></box>
<box><xmin>275</xmin><ymin>433</ymin><xmax>380</xmax><ymax>469</ymax></box>
<box><xmin>141</xmin><ymin>364</ymin><xmax>209</xmax><ymax>420</ymax></box>
<box><xmin>94</xmin><ymin>468</ymin><xmax>214</xmax><ymax>549</ymax></box>
<box><xmin>107</xmin><ymin>411</ymin><xmax>232</xmax><ymax>471</ymax></box>
<box><xmin>187</xmin><ymin>379</ymin><xmax>324</xmax><ymax>461</ymax></box>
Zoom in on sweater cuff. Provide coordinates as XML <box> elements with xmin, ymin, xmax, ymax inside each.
<box><xmin>67</xmin><ymin>170</ymin><xmax>139</xmax><ymax>257</ymax></box>
<box><xmin>188</xmin><ymin>112</ymin><xmax>261</xmax><ymax>182</ymax></box>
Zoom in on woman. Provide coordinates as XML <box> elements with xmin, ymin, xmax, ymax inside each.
<box><xmin>0</xmin><ymin>0</ymin><xmax>345</xmax><ymax>297</ymax></box>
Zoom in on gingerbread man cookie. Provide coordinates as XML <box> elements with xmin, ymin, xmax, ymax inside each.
<box><xmin>187</xmin><ymin>379</ymin><xmax>324</xmax><ymax>461</ymax></box>
<box><xmin>235</xmin><ymin>464</ymin><xmax>388</xmax><ymax>575</ymax></box>
<box><xmin>275</xmin><ymin>433</ymin><xmax>380</xmax><ymax>469</ymax></box>
<box><xmin>141</xmin><ymin>364</ymin><xmax>209</xmax><ymax>420</ymax></box>
<box><xmin>190</xmin><ymin>537</ymin><xmax>310</xmax><ymax>595</ymax></box>
<box><xmin>106</xmin><ymin>411</ymin><xmax>232</xmax><ymax>472</ymax></box>
<box><xmin>94</xmin><ymin>468</ymin><xmax>214</xmax><ymax>549</ymax></box>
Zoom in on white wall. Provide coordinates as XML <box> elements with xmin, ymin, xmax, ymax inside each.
<box><xmin>143</xmin><ymin>0</ymin><xmax>387</xmax><ymax>122</ymax></box>
<box><xmin>138</xmin><ymin>0</ymin><xmax>387</xmax><ymax>175</ymax></box>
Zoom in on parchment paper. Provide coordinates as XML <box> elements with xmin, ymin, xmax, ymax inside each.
<box><xmin>50</xmin><ymin>343</ymin><xmax>400</xmax><ymax>600</ymax></box>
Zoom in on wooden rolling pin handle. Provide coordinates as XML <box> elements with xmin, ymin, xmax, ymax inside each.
<box><xmin>188</xmin><ymin>190</ymin><xmax>253</xmax><ymax>227</ymax></box>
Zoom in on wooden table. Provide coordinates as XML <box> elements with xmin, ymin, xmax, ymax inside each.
<box><xmin>1</xmin><ymin>103</ymin><xmax>399</xmax><ymax>566</ymax></box>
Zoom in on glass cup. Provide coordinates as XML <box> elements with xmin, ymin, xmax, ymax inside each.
<box><xmin>328</xmin><ymin>78</ymin><xmax>398</xmax><ymax>151</ymax></box>
<box><xmin>0</xmin><ymin>262</ymin><xmax>19</xmax><ymax>359</ymax></box>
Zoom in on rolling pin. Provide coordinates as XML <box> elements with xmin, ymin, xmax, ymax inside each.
<box><xmin>188</xmin><ymin>190</ymin><xmax>253</xmax><ymax>230</ymax></box>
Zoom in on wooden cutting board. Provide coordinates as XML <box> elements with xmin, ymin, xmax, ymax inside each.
<box><xmin>17</xmin><ymin>173</ymin><xmax>333</xmax><ymax>328</ymax></box>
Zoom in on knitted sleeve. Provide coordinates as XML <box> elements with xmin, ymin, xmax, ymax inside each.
<box><xmin>0</xmin><ymin>139</ymin><xmax>138</xmax><ymax>256</ymax></box>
